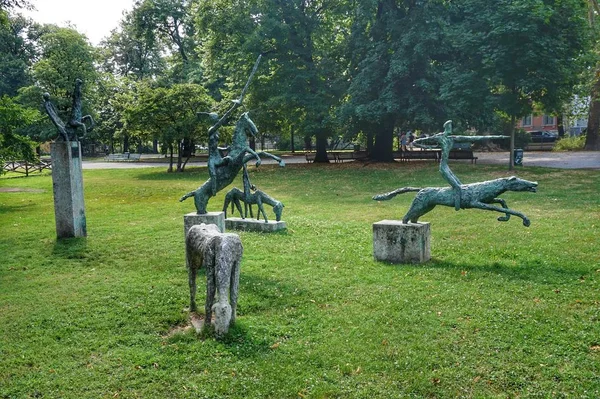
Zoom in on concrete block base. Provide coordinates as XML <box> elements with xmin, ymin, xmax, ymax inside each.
<box><xmin>184</xmin><ymin>212</ymin><xmax>225</xmax><ymax>236</ymax></box>
<box><xmin>225</xmin><ymin>217</ymin><xmax>287</xmax><ymax>233</ymax></box>
<box><xmin>373</xmin><ymin>220</ymin><xmax>430</xmax><ymax>264</ymax></box>
<box><xmin>51</xmin><ymin>141</ymin><xmax>86</xmax><ymax>238</ymax></box>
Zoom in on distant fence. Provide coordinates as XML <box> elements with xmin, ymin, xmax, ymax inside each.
<box><xmin>3</xmin><ymin>159</ymin><xmax>52</xmax><ymax>176</ymax></box>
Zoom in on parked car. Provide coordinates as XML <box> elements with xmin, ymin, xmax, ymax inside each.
<box><xmin>529</xmin><ymin>130</ymin><xmax>558</xmax><ymax>143</ymax></box>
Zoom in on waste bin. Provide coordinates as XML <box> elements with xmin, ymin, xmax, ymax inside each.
<box><xmin>513</xmin><ymin>148</ymin><xmax>523</xmax><ymax>166</ymax></box>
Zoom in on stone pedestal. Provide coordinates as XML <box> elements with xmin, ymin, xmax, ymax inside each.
<box><xmin>184</xmin><ymin>212</ymin><xmax>225</xmax><ymax>236</ymax></box>
<box><xmin>50</xmin><ymin>141</ymin><xmax>86</xmax><ymax>238</ymax></box>
<box><xmin>225</xmin><ymin>217</ymin><xmax>287</xmax><ymax>233</ymax></box>
<box><xmin>373</xmin><ymin>220</ymin><xmax>430</xmax><ymax>264</ymax></box>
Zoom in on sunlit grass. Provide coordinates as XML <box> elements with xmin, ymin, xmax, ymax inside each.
<box><xmin>1</xmin><ymin>162</ymin><xmax>599</xmax><ymax>398</ymax></box>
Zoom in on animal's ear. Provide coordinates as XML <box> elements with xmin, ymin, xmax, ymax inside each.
<box><xmin>508</xmin><ymin>176</ymin><xmax>517</xmax><ymax>181</ymax></box>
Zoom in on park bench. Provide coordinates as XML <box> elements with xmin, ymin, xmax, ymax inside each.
<box><xmin>105</xmin><ymin>153</ymin><xmax>141</xmax><ymax>162</ymax></box>
<box><xmin>448</xmin><ymin>150</ymin><xmax>478</xmax><ymax>164</ymax></box>
<box><xmin>399</xmin><ymin>150</ymin><xmax>440</xmax><ymax>162</ymax></box>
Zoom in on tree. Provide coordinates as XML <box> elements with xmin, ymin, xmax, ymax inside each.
<box><xmin>584</xmin><ymin>0</ymin><xmax>600</xmax><ymax>150</ymax></box>
<box><xmin>196</xmin><ymin>0</ymin><xmax>351</xmax><ymax>162</ymax></box>
<box><xmin>341</xmin><ymin>0</ymin><xmax>450</xmax><ymax>161</ymax></box>
<box><xmin>445</xmin><ymin>0</ymin><xmax>590</xmax><ymax>168</ymax></box>
<box><xmin>122</xmin><ymin>82</ymin><xmax>213</xmax><ymax>171</ymax></box>
<box><xmin>0</xmin><ymin>95</ymin><xmax>38</xmax><ymax>168</ymax></box>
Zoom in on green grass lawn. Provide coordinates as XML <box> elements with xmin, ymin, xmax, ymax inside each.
<box><xmin>1</xmin><ymin>162</ymin><xmax>599</xmax><ymax>398</ymax></box>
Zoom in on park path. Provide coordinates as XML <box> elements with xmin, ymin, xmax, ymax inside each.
<box><xmin>81</xmin><ymin>151</ymin><xmax>600</xmax><ymax>170</ymax></box>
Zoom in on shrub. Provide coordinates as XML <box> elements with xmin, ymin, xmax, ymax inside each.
<box><xmin>553</xmin><ymin>134</ymin><xmax>586</xmax><ymax>151</ymax></box>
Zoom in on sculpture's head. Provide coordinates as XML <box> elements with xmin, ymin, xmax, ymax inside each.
<box><xmin>43</xmin><ymin>92</ymin><xmax>50</xmax><ymax>101</ymax></box>
<box><xmin>240</xmin><ymin>112</ymin><xmax>258</xmax><ymax>138</ymax></box>
<box><xmin>443</xmin><ymin>120</ymin><xmax>452</xmax><ymax>136</ymax></box>
<box><xmin>505</xmin><ymin>176</ymin><xmax>538</xmax><ymax>193</ymax></box>
<box><xmin>273</xmin><ymin>202</ymin><xmax>284</xmax><ymax>222</ymax></box>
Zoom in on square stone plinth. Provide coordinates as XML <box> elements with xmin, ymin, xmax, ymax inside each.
<box><xmin>184</xmin><ymin>212</ymin><xmax>225</xmax><ymax>236</ymax></box>
<box><xmin>373</xmin><ymin>220</ymin><xmax>430</xmax><ymax>264</ymax></box>
<box><xmin>225</xmin><ymin>217</ymin><xmax>287</xmax><ymax>233</ymax></box>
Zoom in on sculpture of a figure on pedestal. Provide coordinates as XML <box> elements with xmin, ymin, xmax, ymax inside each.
<box><xmin>180</xmin><ymin>55</ymin><xmax>285</xmax><ymax>214</ymax></box>
<box><xmin>373</xmin><ymin>120</ymin><xmax>537</xmax><ymax>226</ymax></box>
<box><xmin>43</xmin><ymin>79</ymin><xmax>94</xmax><ymax>141</ymax></box>
<box><xmin>411</xmin><ymin>120</ymin><xmax>507</xmax><ymax>210</ymax></box>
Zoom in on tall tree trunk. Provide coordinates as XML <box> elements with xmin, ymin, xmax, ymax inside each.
<box><xmin>371</xmin><ymin>121</ymin><xmax>394</xmax><ymax>162</ymax></box>
<box><xmin>314</xmin><ymin>133</ymin><xmax>330</xmax><ymax>163</ymax></box>
<box><xmin>123</xmin><ymin>134</ymin><xmax>130</xmax><ymax>153</ymax></box>
<box><xmin>290</xmin><ymin>125</ymin><xmax>295</xmax><ymax>153</ymax></box>
<box><xmin>557</xmin><ymin>115</ymin><xmax>565</xmax><ymax>137</ymax></box>
<box><xmin>366</xmin><ymin>131</ymin><xmax>374</xmax><ymax>155</ymax></box>
<box><xmin>509</xmin><ymin>115</ymin><xmax>516</xmax><ymax>171</ymax></box>
<box><xmin>167</xmin><ymin>144</ymin><xmax>174</xmax><ymax>173</ymax></box>
<box><xmin>585</xmin><ymin>67</ymin><xmax>600</xmax><ymax>150</ymax></box>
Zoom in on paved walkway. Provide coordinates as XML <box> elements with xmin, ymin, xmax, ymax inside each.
<box><xmin>82</xmin><ymin>151</ymin><xmax>600</xmax><ymax>170</ymax></box>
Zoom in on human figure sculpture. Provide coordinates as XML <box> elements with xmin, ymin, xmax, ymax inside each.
<box><xmin>186</xmin><ymin>223</ymin><xmax>243</xmax><ymax>337</ymax></box>
<box><xmin>180</xmin><ymin>55</ymin><xmax>286</xmax><ymax>214</ymax></box>
<box><xmin>43</xmin><ymin>79</ymin><xmax>94</xmax><ymax>141</ymax></box>
<box><xmin>412</xmin><ymin>120</ymin><xmax>507</xmax><ymax>210</ymax></box>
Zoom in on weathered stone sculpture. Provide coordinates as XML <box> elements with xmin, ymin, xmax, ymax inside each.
<box><xmin>43</xmin><ymin>79</ymin><xmax>94</xmax><ymax>238</ymax></box>
<box><xmin>373</xmin><ymin>176</ymin><xmax>537</xmax><ymax>226</ymax></box>
<box><xmin>186</xmin><ymin>223</ymin><xmax>243</xmax><ymax>337</ymax></box>
<box><xmin>180</xmin><ymin>55</ymin><xmax>285</xmax><ymax>214</ymax></box>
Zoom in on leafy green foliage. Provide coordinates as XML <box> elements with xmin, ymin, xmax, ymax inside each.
<box><xmin>0</xmin><ymin>95</ymin><xmax>38</xmax><ymax>166</ymax></box>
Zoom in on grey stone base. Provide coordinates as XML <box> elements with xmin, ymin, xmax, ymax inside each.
<box><xmin>184</xmin><ymin>212</ymin><xmax>225</xmax><ymax>235</ymax></box>
<box><xmin>373</xmin><ymin>220</ymin><xmax>430</xmax><ymax>264</ymax></box>
<box><xmin>225</xmin><ymin>217</ymin><xmax>287</xmax><ymax>232</ymax></box>
<box><xmin>51</xmin><ymin>141</ymin><xmax>86</xmax><ymax>238</ymax></box>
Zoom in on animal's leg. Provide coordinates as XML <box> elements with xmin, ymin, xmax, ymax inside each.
<box><xmin>490</xmin><ymin>198</ymin><xmax>511</xmax><ymax>222</ymax></box>
<box><xmin>213</xmin><ymin>247</ymin><xmax>233</xmax><ymax>336</ymax></box>
<box><xmin>229</xmin><ymin>259</ymin><xmax>241</xmax><ymax>325</ymax></box>
<box><xmin>256</xmin><ymin>197</ymin><xmax>268</xmax><ymax>223</ymax></box>
<box><xmin>204</xmin><ymin>256</ymin><xmax>216</xmax><ymax>328</ymax></box>
<box><xmin>222</xmin><ymin>194</ymin><xmax>231</xmax><ymax>218</ymax></box>
<box><xmin>473</xmin><ymin>201</ymin><xmax>531</xmax><ymax>227</ymax></box>
<box><xmin>233</xmin><ymin>197</ymin><xmax>244</xmax><ymax>218</ymax></box>
<box><xmin>402</xmin><ymin>199</ymin><xmax>434</xmax><ymax>224</ymax></box>
<box><xmin>186</xmin><ymin>248</ymin><xmax>198</xmax><ymax>313</ymax></box>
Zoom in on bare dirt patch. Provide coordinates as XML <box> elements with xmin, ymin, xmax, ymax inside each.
<box><xmin>0</xmin><ymin>187</ymin><xmax>45</xmax><ymax>193</ymax></box>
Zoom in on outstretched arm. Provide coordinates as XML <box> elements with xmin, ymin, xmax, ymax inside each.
<box><xmin>451</xmin><ymin>135</ymin><xmax>508</xmax><ymax>143</ymax></box>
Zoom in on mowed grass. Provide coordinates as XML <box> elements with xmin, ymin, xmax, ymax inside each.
<box><xmin>1</xmin><ymin>161</ymin><xmax>599</xmax><ymax>398</ymax></box>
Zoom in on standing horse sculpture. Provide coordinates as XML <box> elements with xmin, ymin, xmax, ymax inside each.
<box><xmin>373</xmin><ymin>176</ymin><xmax>537</xmax><ymax>226</ymax></box>
<box><xmin>180</xmin><ymin>112</ymin><xmax>285</xmax><ymax>213</ymax></box>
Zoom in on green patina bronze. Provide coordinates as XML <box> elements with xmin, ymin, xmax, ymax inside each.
<box><xmin>374</xmin><ymin>120</ymin><xmax>537</xmax><ymax>226</ymax></box>
<box><xmin>180</xmin><ymin>55</ymin><xmax>285</xmax><ymax>214</ymax></box>
<box><xmin>43</xmin><ymin>79</ymin><xmax>94</xmax><ymax>141</ymax></box>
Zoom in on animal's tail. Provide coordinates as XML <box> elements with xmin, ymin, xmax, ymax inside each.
<box><xmin>373</xmin><ymin>187</ymin><xmax>422</xmax><ymax>201</ymax></box>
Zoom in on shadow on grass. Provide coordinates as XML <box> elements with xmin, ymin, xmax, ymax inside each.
<box><xmin>52</xmin><ymin>237</ymin><xmax>89</xmax><ymax>259</ymax></box>
<box><xmin>417</xmin><ymin>258</ymin><xmax>590</xmax><ymax>285</ymax></box>
<box><xmin>0</xmin><ymin>203</ymin><xmax>37</xmax><ymax>215</ymax></box>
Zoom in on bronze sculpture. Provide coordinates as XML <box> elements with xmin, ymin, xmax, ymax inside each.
<box><xmin>374</xmin><ymin>120</ymin><xmax>536</xmax><ymax>226</ymax></box>
<box><xmin>43</xmin><ymin>79</ymin><xmax>94</xmax><ymax>141</ymax></box>
<box><xmin>180</xmin><ymin>55</ymin><xmax>285</xmax><ymax>214</ymax></box>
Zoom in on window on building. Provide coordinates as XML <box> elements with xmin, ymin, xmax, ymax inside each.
<box><xmin>522</xmin><ymin>115</ymin><xmax>532</xmax><ymax>127</ymax></box>
<box><xmin>542</xmin><ymin>115</ymin><xmax>555</xmax><ymax>125</ymax></box>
